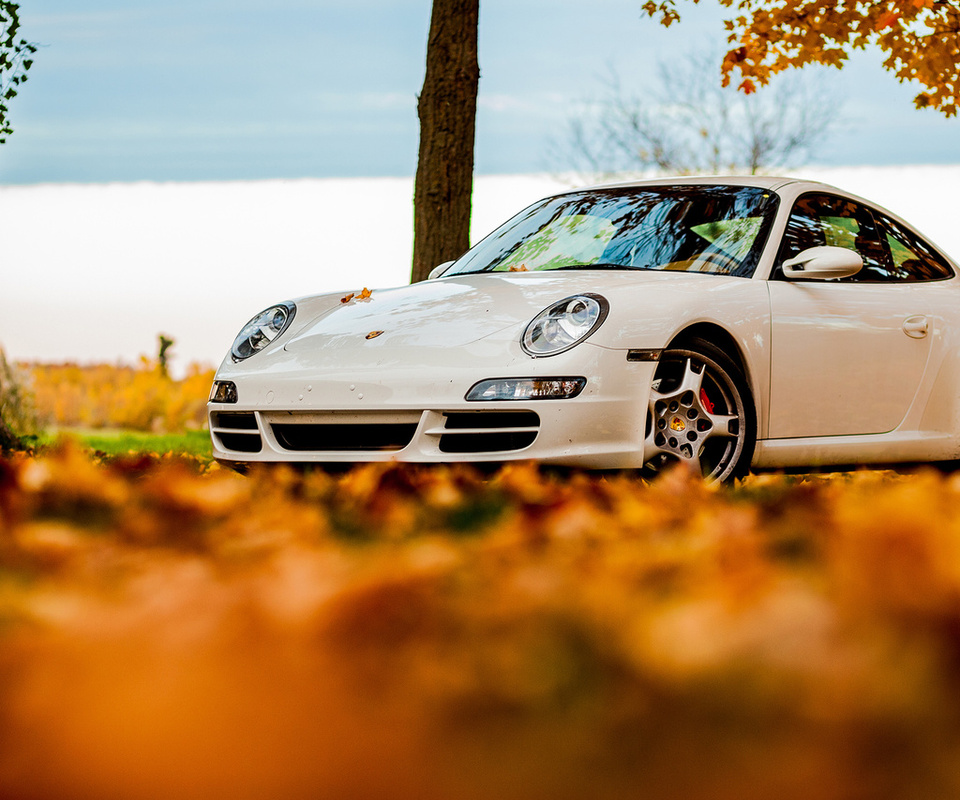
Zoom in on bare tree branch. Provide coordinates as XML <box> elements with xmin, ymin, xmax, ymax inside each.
<box><xmin>549</xmin><ymin>47</ymin><xmax>840</xmax><ymax>182</ymax></box>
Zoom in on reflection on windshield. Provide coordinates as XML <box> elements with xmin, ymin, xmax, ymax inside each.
<box><xmin>448</xmin><ymin>186</ymin><xmax>779</xmax><ymax>279</ymax></box>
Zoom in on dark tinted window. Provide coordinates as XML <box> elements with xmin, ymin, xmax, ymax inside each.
<box><xmin>776</xmin><ymin>192</ymin><xmax>953</xmax><ymax>282</ymax></box>
<box><xmin>874</xmin><ymin>211</ymin><xmax>953</xmax><ymax>281</ymax></box>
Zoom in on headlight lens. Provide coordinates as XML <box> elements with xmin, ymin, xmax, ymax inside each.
<box><xmin>231</xmin><ymin>302</ymin><xmax>296</xmax><ymax>361</ymax></box>
<box><xmin>466</xmin><ymin>377</ymin><xmax>586</xmax><ymax>401</ymax></box>
<box><xmin>521</xmin><ymin>294</ymin><xmax>608</xmax><ymax>357</ymax></box>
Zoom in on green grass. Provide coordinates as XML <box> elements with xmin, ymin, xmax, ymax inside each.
<box><xmin>41</xmin><ymin>428</ymin><xmax>213</xmax><ymax>459</ymax></box>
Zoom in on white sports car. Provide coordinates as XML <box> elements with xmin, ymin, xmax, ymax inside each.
<box><xmin>208</xmin><ymin>176</ymin><xmax>960</xmax><ymax>481</ymax></box>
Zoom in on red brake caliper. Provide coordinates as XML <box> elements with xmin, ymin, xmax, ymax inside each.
<box><xmin>700</xmin><ymin>388</ymin><xmax>715</xmax><ymax>415</ymax></box>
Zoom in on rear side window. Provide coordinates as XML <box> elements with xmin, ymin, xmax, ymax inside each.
<box><xmin>874</xmin><ymin>211</ymin><xmax>954</xmax><ymax>282</ymax></box>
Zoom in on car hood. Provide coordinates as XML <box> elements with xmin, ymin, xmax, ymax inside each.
<box><xmin>284</xmin><ymin>276</ymin><xmax>527</xmax><ymax>353</ymax></box>
<box><xmin>283</xmin><ymin>270</ymin><xmax>741</xmax><ymax>355</ymax></box>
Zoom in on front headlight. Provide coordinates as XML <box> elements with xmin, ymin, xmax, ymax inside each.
<box><xmin>231</xmin><ymin>302</ymin><xmax>296</xmax><ymax>361</ymax></box>
<box><xmin>521</xmin><ymin>294</ymin><xmax>608</xmax><ymax>357</ymax></box>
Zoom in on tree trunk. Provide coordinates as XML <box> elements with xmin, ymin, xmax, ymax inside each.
<box><xmin>411</xmin><ymin>0</ymin><xmax>480</xmax><ymax>283</ymax></box>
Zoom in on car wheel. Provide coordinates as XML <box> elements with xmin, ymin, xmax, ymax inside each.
<box><xmin>643</xmin><ymin>337</ymin><xmax>756</xmax><ymax>482</ymax></box>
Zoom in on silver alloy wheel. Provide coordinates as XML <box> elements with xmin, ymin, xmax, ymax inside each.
<box><xmin>644</xmin><ymin>346</ymin><xmax>750</xmax><ymax>482</ymax></box>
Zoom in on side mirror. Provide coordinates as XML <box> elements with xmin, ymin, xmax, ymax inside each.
<box><xmin>782</xmin><ymin>246</ymin><xmax>863</xmax><ymax>280</ymax></box>
<box><xmin>427</xmin><ymin>261</ymin><xmax>454</xmax><ymax>280</ymax></box>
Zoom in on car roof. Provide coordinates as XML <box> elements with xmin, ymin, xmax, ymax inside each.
<box><xmin>582</xmin><ymin>174</ymin><xmax>827</xmax><ymax>193</ymax></box>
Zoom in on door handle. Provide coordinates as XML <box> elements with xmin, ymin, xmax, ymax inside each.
<box><xmin>903</xmin><ymin>315</ymin><xmax>929</xmax><ymax>339</ymax></box>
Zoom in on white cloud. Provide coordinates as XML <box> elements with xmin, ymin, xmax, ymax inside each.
<box><xmin>478</xmin><ymin>92</ymin><xmax>573</xmax><ymax>119</ymax></box>
<box><xmin>312</xmin><ymin>91</ymin><xmax>414</xmax><ymax>112</ymax></box>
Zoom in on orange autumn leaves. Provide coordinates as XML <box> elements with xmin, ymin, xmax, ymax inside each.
<box><xmin>4</xmin><ymin>449</ymin><xmax>960</xmax><ymax>798</ymax></box>
<box><xmin>25</xmin><ymin>360</ymin><xmax>214</xmax><ymax>432</ymax></box>
<box><xmin>642</xmin><ymin>0</ymin><xmax>960</xmax><ymax>116</ymax></box>
<box><xmin>341</xmin><ymin>287</ymin><xmax>373</xmax><ymax>304</ymax></box>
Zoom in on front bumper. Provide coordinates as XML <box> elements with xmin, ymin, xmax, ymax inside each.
<box><xmin>208</xmin><ymin>345</ymin><xmax>657</xmax><ymax>468</ymax></box>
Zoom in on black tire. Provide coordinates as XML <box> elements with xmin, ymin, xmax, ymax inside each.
<box><xmin>644</xmin><ymin>336</ymin><xmax>756</xmax><ymax>482</ymax></box>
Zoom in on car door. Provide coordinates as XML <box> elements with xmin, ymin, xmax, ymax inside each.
<box><xmin>767</xmin><ymin>192</ymin><xmax>954</xmax><ymax>439</ymax></box>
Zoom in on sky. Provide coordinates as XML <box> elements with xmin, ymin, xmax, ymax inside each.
<box><xmin>1</xmin><ymin>0</ymin><xmax>959</xmax><ymax>186</ymax></box>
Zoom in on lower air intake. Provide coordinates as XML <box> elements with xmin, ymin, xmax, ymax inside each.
<box><xmin>216</xmin><ymin>432</ymin><xmax>263</xmax><ymax>453</ymax></box>
<box><xmin>272</xmin><ymin>423</ymin><xmax>418</xmax><ymax>452</ymax></box>
<box><xmin>438</xmin><ymin>411</ymin><xmax>539</xmax><ymax>454</ymax></box>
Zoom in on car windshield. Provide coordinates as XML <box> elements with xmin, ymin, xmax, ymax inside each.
<box><xmin>447</xmin><ymin>185</ymin><xmax>779</xmax><ymax>279</ymax></box>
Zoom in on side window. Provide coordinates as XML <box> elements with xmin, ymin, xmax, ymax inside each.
<box><xmin>874</xmin><ymin>212</ymin><xmax>954</xmax><ymax>282</ymax></box>
<box><xmin>775</xmin><ymin>193</ymin><xmax>896</xmax><ymax>282</ymax></box>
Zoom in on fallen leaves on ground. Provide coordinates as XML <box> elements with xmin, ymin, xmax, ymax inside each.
<box><xmin>2</xmin><ymin>446</ymin><xmax>960</xmax><ymax>799</ymax></box>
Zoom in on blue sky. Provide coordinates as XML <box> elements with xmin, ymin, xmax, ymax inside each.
<box><xmin>1</xmin><ymin>0</ymin><xmax>958</xmax><ymax>185</ymax></box>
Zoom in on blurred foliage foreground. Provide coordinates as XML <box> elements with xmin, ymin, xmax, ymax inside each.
<box><xmin>2</xmin><ymin>447</ymin><xmax>960</xmax><ymax>799</ymax></box>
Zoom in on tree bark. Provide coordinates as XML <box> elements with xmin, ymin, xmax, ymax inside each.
<box><xmin>411</xmin><ymin>0</ymin><xmax>480</xmax><ymax>283</ymax></box>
